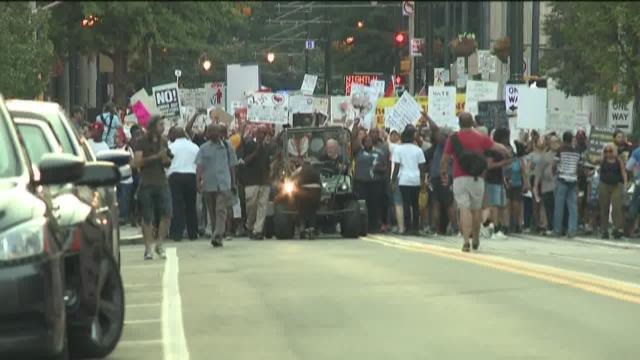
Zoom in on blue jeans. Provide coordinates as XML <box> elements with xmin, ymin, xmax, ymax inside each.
<box><xmin>554</xmin><ymin>180</ymin><xmax>577</xmax><ymax>236</ymax></box>
<box><xmin>117</xmin><ymin>182</ymin><xmax>134</xmax><ymax>222</ymax></box>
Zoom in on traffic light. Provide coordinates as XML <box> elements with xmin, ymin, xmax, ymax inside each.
<box><xmin>394</xmin><ymin>75</ymin><xmax>406</xmax><ymax>86</ymax></box>
<box><xmin>81</xmin><ymin>14</ymin><xmax>99</xmax><ymax>29</ymax></box>
<box><xmin>394</xmin><ymin>32</ymin><xmax>407</xmax><ymax>46</ymax></box>
<box><xmin>266</xmin><ymin>52</ymin><xmax>275</xmax><ymax>64</ymax></box>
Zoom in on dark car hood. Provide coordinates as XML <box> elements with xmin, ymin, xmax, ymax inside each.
<box><xmin>0</xmin><ymin>180</ymin><xmax>46</xmax><ymax>233</ymax></box>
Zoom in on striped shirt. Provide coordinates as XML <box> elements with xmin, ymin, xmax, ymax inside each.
<box><xmin>555</xmin><ymin>145</ymin><xmax>581</xmax><ymax>182</ymax></box>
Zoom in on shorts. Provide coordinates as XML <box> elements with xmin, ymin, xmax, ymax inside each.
<box><xmin>392</xmin><ymin>180</ymin><xmax>403</xmax><ymax>205</ymax></box>
<box><xmin>507</xmin><ymin>186</ymin><xmax>523</xmax><ymax>201</ymax></box>
<box><xmin>138</xmin><ymin>184</ymin><xmax>172</xmax><ymax>224</ymax></box>
<box><xmin>486</xmin><ymin>183</ymin><xmax>507</xmax><ymax>207</ymax></box>
<box><xmin>453</xmin><ymin>176</ymin><xmax>485</xmax><ymax>210</ymax></box>
<box><xmin>430</xmin><ymin>176</ymin><xmax>453</xmax><ymax>206</ymax></box>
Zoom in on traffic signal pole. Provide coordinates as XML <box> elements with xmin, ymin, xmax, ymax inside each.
<box><xmin>424</xmin><ymin>1</ymin><xmax>434</xmax><ymax>87</ymax></box>
<box><xmin>408</xmin><ymin>7</ymin><xmax>415</xmax><ymax>94</ymax></box>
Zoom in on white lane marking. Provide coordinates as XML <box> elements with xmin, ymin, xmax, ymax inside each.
<box><xmin>122</xmin><ymin>264</ymin><xmax>165</xmax><ymax>269</ymax></box>
<box><xmin>125</xmin><ymin>318</ymin><xmax>162</xmax><ymax>325</ymax></box>
<box><xmin>118</xmin><ymin>339</ymin><xmax>163</xmax><ymax>346</ymax></box>
<box><xmin>163</xmin><ymin>247</ymin><xmax>190</xmax><ymax>360</ymax></box>
<box><xmin>126</xmin><ymin>302</ymin><xmax>161</xmax><ymax>308</ymax></box>
<box><xmin>548</xmin><ymin>253</ymin><xmax>640</xmax><ymax>271</ymax></box>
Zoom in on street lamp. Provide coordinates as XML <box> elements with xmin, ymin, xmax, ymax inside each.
<box><xmin>202</xmin><ymin>59</ymin><xmax>212</xmax><ymax>71</ymax></box>
<box><xmin>266</xmin><ymin>52</ymin><xmax>275</xmax><ymax>63</ymax></box>
<box><xmin>356</xmin><ymin>20</ymin><xmax>364</xmax><ymax>29</ymax></box>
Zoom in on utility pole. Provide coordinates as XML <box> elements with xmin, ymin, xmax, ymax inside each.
<box><xmin>443</xmin><ymin>3</ymin><xmax>451</xmax><ymax>74</ymax></box>
<box><xmin>531</xmin><ymin>1</ymin><xmax>540</xmax><ymax>76</ymax></box>
<box><xmin>324</xmin><ymin>7</ymin><xmax>332</xmax><ymax>95</ymax></box>
<box><xmin>508</xmin><ymin>1</ymin><xmax>524</xmax><ymax>82</ymax></box>
<box><xmin>408</xmin><ymin>6</ymin><xmax>415</xmax><ymax>94</ymax></box>
<box><xmin>304</xmin><ymin>10</ymin><xmax>310</xmax><ymax>74</ymax></box>
<box><xmin>424</xmin><ymin>1</ymin><xmax>434</xmax><ymax>87</ymax></box>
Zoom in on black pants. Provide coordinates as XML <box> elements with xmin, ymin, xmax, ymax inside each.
<box><xmin>295</xmin><ymin>187</ymin><xmax>321</xmax><ymax>229</ymax></box>
<box><xmin>542</xmin><ymin>191</ymin><xmax>555</xmax><ymax>231</ymax></box>
<box><xmin>379</xmin><ymin>180</ymin><xmax>390</xmax><ymax>226</ymax></box>
<box><xmin>354</xmin><ymin>180</ymin><xmax>383</xmax><ymax>232</ymax></box>
<box><xmin>169</xmin><ymin>173</ymin><xmax>198</xmax><ymax>240</ymax></box>
<box><xmin>400</xmin><ymin>186</ymin><xmax>420</xmax><ymax>232</ymax></box>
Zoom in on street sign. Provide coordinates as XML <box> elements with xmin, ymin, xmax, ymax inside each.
<box><xmin>174</xmin><ymin>69</ymin><xmax>182</xmax><ymax>78</ymax></box>
<box><xmin>305</xmin><ymin>40</ymin><xmax>315</xmax><ymax>50</ymax></box>
<box><xmin>402</xmin><ymin>1</ymin><xmax>414</xmax><ymax>16</ymax></box>
<box><xmin>410</xmin><ymin>38</ymin><xmax>424</xmax><ymax>57</ymax></box>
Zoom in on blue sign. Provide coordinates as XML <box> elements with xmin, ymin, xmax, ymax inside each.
<box><xmin>305</xmin><ymin>40</ymin><xmax>315</xmax><ymax>50</ymax></box>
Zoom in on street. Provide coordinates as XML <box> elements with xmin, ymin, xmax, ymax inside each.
<box><xmin>110</xmin><ymin>234</ymin><xmax>640</xmax><ymax>360</ymax></box>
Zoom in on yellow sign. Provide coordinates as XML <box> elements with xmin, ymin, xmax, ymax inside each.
<box><xmin>375</xmin><ymin>94</ymin><xmax>466</xmax><ymax>128</ymax></box>
<box><xmin>400</xmin><ymin>59</ymin><xmax>411</xmax><ymax>73</ymax></box>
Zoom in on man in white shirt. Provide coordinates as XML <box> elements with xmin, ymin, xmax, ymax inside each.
<box><xmin>87</xmin><ymin>122</ymin><xmax>110</xmax><ymax>155</ymax></box>
<box><xmin>95</xmin><ymin>102</ymin><xmax>122</xmax><ymax>149</ymax></box>
<box><xmin>168</xmin><ymin>127</ymin><xmax>200</xmax><ymax>241</ymax></box>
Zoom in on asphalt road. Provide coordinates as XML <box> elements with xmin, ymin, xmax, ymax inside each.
<box><xmin>109</xmin><ymin>233</ymin><xmax>640</xmax><ymax>360</ymax></box>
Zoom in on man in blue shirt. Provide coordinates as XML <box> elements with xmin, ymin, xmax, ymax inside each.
<box><xmin>624</xmin><ymin>146</ymin><xmax>640</xmax><ymax>235</ymax></box>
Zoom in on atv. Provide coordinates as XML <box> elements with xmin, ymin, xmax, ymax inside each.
<box><xmin>263</xmin><ymin>126</ymin><xmax>367</xmax><ymax>239</ymax></box>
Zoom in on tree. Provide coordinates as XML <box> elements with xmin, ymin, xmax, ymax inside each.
<box><xmin>49</xmin><ymin>1</ymin><xmax>246</xmax><ymax>106</ymax></box>
<box><xmin>0</xmin><ymin>3</ymin><xmax>54</xmax><ymax>99</ymax></box>
<box><xmin>541</xmin><ymin>2</ymin><xmax>640</xmax><ymax>136</ymax></box>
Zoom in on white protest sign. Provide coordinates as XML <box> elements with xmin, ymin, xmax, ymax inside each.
<box><xmin>477</xmin><ymin>50</ymin><xmax>496</xmax><ymax>74</ymax></box>
<box><xmin>608</xmin><ymin>100</ymin><xmax>634</xmax><ymax>133</ymax></box>
<box><xmin>351</xmin><ymin>85</ymin><xmax>379</xmax><ymax>129</ymax></box>
<box><xmin>456</xmin><ymin>57</ymin><xmax>465</xmax><ymax>76</ymax></box>
<box><xmin>505</xmin><ymin>83</ymin><xmax>527</xmax><ymax>114</ymax></box>
<box><xmin>152</xmin><ymin>83</ymin><xmax>181</xmax><ymax>118</ymax></box>
<box><xmin>370</xmin><ymin>80</ymin><xmax>386</xmax><ymax>97</ymax></box>
<box><xmin>387</xmin><ymin>92</ymin><xmax>422</xmax><ymax>131</ymax></box>
<box><xmin>246</xmin><ymin>92</ymin><xmax>289</xmax><ymax>124</ymax></box>
<box><xmin>289</xmin><ymin>95</ymin><xmax>314</xmax><ymax>114</ymax></box>
<box><xmin>427</xmin><ymin>86</ymin><xmax>457</xmax><ymax>129</ymax></box>
<box><xmin>516</xmin><ymin>87</ymin><xmax>547</xmax><ymax>129</ymax></box>
<box><xmin>434</xmin><ymin>68</ymin><xmax>446</xmax><ymax>86</ymax></box>
<box><xmin>312</xmin><ymin>97</ymin><xmax>329</xmax><ymax>116</ymax></box>
<box><xmin>301</xmin><ymin>74</ymin><xmax>318</xmax><ymax>96</ymax></box>
<box><xmin>179</xmin><ymin>88</ymin><xmax>208</xmax><ymax>109</ymax></box>
<box><xmin>464</xmin><ymin>80</ymin><xmax>499</xmax><ymax>116</ymax></box>
<box><xmin>546</xmin><ymin>109</ymin><xmax>591</xmax><ymax>136</ymax></box>
<box><xmin>205</xmin><ymin>82</ymin><xmax>226</xmax><ymax>109</ymax></box>
<box><xmin>330</xmin><ymin>96</ymin><xmax>356</xmax><ymax>127</ymax></box>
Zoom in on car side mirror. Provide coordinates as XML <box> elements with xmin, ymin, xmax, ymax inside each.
<box><xmin>38</xmin><ymin>153</ymin><xmax>85</xmax><ymax>185</ymax></box>
<box><xmin>76</xmin><ymin>161</ymin><xmax>121</xmax><ymax>187</ymax></box>
<box><xmin>96</xmin><ymin>149</ymin><xmax>131</xmax><ymax>167</ymax></box>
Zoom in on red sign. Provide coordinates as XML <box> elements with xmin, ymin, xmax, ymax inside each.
<box><xmin>344</xmin><ymin>73</ymin><xmax>381</xmax><ymax>96</ymax></box>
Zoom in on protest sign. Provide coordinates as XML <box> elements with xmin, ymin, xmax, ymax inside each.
<box><xmin>434</xmin><ymin>68</ymin><xmax>447</xmax><ymax>86</ymax></box>
<box><xmin>351</xmin><ymin>85</ymin><xmax>380</xmax><ymax>129</ymax></box>
<box><xmin>331</xmin><ymin>96</ymin><xmax>356</xmax><ymax>127</ymax></box>
<box><xmin>464</xmin><ymin>80</ymin><xmax>499</xmax><ymax>116</ymax></box>
<box><xmin>246</xmin><ymin>92</ymin><xmax>289</xmax><ymax>124</ymax></box>
<box><xmin>516</xmin><ymin>87</ymin><xmax>547</xmax><ymax>130</ymax></box>
<box><xmin>375</xmin><ymin>94</ymin><xmax>467</xmax><ymax>130</ymax></box>
<box><xmin>370</xmin><ymin>80</ymin><xmax>386</xmax><ymax>97</ymax></box>
<box><xmin>179</xmin><ymin>88</ymin><xmax>208</xmax><ymax>109</ymax></box>
<box><xmin>545</xmin><ymin>109</ymin><xmax>591</xmax><ymax>136</ymax></box>
<box><xmin>476</xmin><ymin>101</ymin><xmax>507</xmax><ymax>130</ymax></box>
<box><xmin>344</xmin><ymin>73</ymin><xmax>381</xmax><ymax>96</ymax></box>
<box><xmin>312</xmin><ymin>97</ymin><xmax>329</xmax><ymax>116</ymax></box>
<box><xmin>387</xmin><ymin>92</ymin><xmax>422</xmax><ymax>131</ymax></box>
<box><xmin>587</xmin><ymin>127</ymin><xmax>616</xmax><ymax>164</ymax></box>
<box><xmin>205</xmin><ymin>82</ymin><xmax>226</xmax><ymax>109</ymax></box>
<box><xmin>301</xmin><ymin>74</ymin><xmax>318</xmax><ymax>95</ymax></box>
<box><xmin>427</xmin><ymin>86</ymin><xmax>457</xmax><ymax>129</ymax></box>
<box><xmin>289</xmin><ymin>95</ymin><xmax>314</xmax><ymax>114</ymax></box>
<box><xmin>152</xmin><ymin>83</ymin><xmax>181</xmax><ymax>118</ymax></box>
<box><xmin>608</xmin><ymin>100</ymin><xmax>634</xmax><ymax>133</ymax></box>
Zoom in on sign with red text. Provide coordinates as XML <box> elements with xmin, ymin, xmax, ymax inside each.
<box><xmin>344</xmin><ymin>73</ymin><xmax>382</xmax><ymax>96</ymax></box>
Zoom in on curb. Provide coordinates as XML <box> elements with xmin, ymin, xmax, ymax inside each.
<box><xmin>121</xmin><ymin>235</ymin><xmax>144</xmax><ymax>246</ymax></box>
<box><xmin>516</xmin><ymin>233</ymin><xmax>640</xmax><ymax>250</ymax></box>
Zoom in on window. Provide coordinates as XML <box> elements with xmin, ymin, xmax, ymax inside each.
<box><xmin>0</xmin><ymin>108</ymin><xmax>21</xmax><ymax>178</ymax></box>
<box><xmin>16</xmin><ymin>124</ymin><xmax>54</xmax><ymax>166</ymax></box>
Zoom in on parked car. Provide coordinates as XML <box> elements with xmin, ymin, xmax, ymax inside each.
<box><xmin>0</xmin><ymin>94</ymin><xmax>122</xmax><ymax>359</ymax></box>
<box><xmin>6</xmin><ymin>100</ymin><xmax>129</xmax><ymax>359</ymax></box>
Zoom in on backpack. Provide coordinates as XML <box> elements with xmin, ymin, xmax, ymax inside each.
<box><xmin>450</xmin><ymin>133</ymin><xmax>487</xmax><ymax>180</ymax></box>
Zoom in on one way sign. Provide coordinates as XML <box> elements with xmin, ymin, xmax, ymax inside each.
<box><xmin>505</xmin><ymin>84</ymin><xmax>526</xmax><ymax>114</ymax></box>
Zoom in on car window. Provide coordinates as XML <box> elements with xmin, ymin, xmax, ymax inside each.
<box><xmin>44</xmin><ymin>112</ymin><xmax>77</xmax><ymax>156</ymax></box>
<box><xmin>16</xmin><ymin>123</ymin><xmax>54</xmax><ymax>165</ymax></box>
<box><xmin>0</xmin><ymin>108</ymin><xmax>21</xmax><ymax>178</ymax></box>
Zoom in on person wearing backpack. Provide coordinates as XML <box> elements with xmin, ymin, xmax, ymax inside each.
<box><xmin>96</xmin><ymin>102</ymin><xmax>122</xmax><ymax>149</ymax></box>
<box><xmin>440</xmin><ymin>112</ymin><xmax>510</xmax><ymax>252</ymax></box>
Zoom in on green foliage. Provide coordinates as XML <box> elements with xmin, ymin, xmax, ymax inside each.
<box><xmin>541</xmin><ymin>2</ymin><xmax>640</xmax><ymax>103</ymax></box>
<box><xmin>0</xmin><ymin>3</ymin><xmax>54</xmax><ymax>99</ymax></box>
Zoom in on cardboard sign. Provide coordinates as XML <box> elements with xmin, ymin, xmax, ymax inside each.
<box><xmin>351</xmin><ymin>85</ymin><xmax>379</xmax><ymax>129</ymax></box>
<box><xmin>301</xmin><ymin>74</ymin><xmax>318</xmax><ymax>96</ymax></box>
<box><xmin>587</xmin><ymin>127</ymin><xmax>616</xmax><ymax>164</ymax></box>
<box><xmin>152</xmin><ymin>83</ymin><xmax>181</xmax><ymax>118</ymax></box>
<box><xmin>427</xmin><ymin>86</ymin><xmax>457</xmax><ymax>129</ymax></box>
<box><xmin>516</xmin><ymin>87</ymin><xmax>547</xmax><ymax>130</ymax></box>
<box><xmin>546</xmin><ymin>109</ymin><xmax>591</xmax><ymax>136</ymax></box>
<box><xmin>179</xmin><ymin>88</ymin><xmax>208</xmax><ymax>109</ymax></box>
<box><xmin>476</xmin><ymin>101</ymin><xmax>507</xmax><ymax>130</ymax></box>
<box><xmin>330</xmin><ymin>96</ymin><xmax>357</xmax><ymax>127</ymax></box>
<box><xmin>387</xmin><ymin>92</ymin><xmax>422</xmax><ymax>131</ymax></box>
<box><xmin>345</xmin><ymin>73</ymin><xmax>381</xmax><ymax>96</ymax></box>
<box><xmin>464</xmin><ymin>80</ymin><xmax>499</xmax><ymax>116</ymax></box>
<box><xmin>205</xmin><ymin>82</ymin><xmax>226</xmax><ymax>109</ymax></box>
<box><xmin>608</xmin><ymin>100</ymin><xmax>634</xmax><ymax>133</ymax></box>
<box><xmin>246</xmin><ymin>92</ymin><xmax>289</xmax><ymax>124</ymax></box>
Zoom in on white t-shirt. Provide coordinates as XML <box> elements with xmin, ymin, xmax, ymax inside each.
<box><xmin>168</xmin><ymin>138</ymin><xmax>199</xmax><ymax>176</ymax></box>
<box><xmin>88</xmin><ymin>139</ymin><xmax>110</xmax><ymax>156</ymax></box>
<box><xmin>392</xmin><ymin>143</ymin><xmax>426</xmax><ymax>186</ymax></box>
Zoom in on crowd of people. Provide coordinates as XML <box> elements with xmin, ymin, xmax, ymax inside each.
<box><xmin>74</xmin><ymin>100</ymin><xmax>640</xmax><ymax>257</ymax></box>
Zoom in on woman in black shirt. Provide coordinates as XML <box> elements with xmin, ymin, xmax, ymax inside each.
<box><xmin>598</xmin><ymin>144</ymin><xmax>627</xmax><ymax>239</ymax></box>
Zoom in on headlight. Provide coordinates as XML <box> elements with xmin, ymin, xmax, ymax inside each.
<box><xmin>340</xmin><ymin>183</ymin><xmax>349</xmax><ymax>191</ymax></box>
<box><xmin>0</xmin><ymin>218</ymin><xmax>49</xmax><ymax>261</ymax></box>
<box><xmin>283</xmin><ymin>180</ymin><xmax>296</xmax><ymax>195</ymax></box>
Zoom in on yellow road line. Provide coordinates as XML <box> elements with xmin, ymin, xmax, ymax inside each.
<box><xmin>362</xmin><ymin>235</ymin><xmax>640</xmax><ymax>305</ymax></box>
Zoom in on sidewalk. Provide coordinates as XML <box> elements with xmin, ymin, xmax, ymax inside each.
<box><xmin>120</xmin><ymin>224</ymin><xmax>143</xmax><ymax>246</ymax></box>
<box><xmin>516</xmin><ymin>232</ymin><xmax>640</xmax><ymax>250</ymax></box>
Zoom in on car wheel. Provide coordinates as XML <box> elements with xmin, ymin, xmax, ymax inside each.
<box><xmin>341</xmin><ymin>200</ymin><xmax>361</xmax><ymax>238</ymax></box>
<box><xmin>360</xmin><ymin>206</ymin><xmax>368</xmax><ymax>237</ymax></box>
<box><xmin>71</xmin><ymin>256</ymin><xmax>125</xmax><ymax>359</ymax></box>
<box><xmin>273</xmin><ymin>202</ymin><xmax>294</xmax><ymax>239</ymax></box>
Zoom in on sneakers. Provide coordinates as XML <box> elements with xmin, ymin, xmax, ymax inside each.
<box><xmin>492</xmin><ymin>231</ymin><xmax>507</xmax><ymax>240</ymax></box>
<box><xmin>211</xmin><ymin>236</ymin><xmax>223</xmax><ymax>247</ymax></box>
<box><xmin>480</xmin><ymin>224</ymin><xmax>493</xmax><ymax>240</ymax></box>
<box><xmin>155</xmin><ymin>244</ymin><xmax>166</xmax><ymax>260</ymax></box>
<box><xmin>250</xmin><ymin>232</ymin><xmax>264</xmax><ymax>240</ymax></box>
<box><xmin>144</xmin><ymin>250</ymin><xmax>153</xmax><ymax>260</ymax></box>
